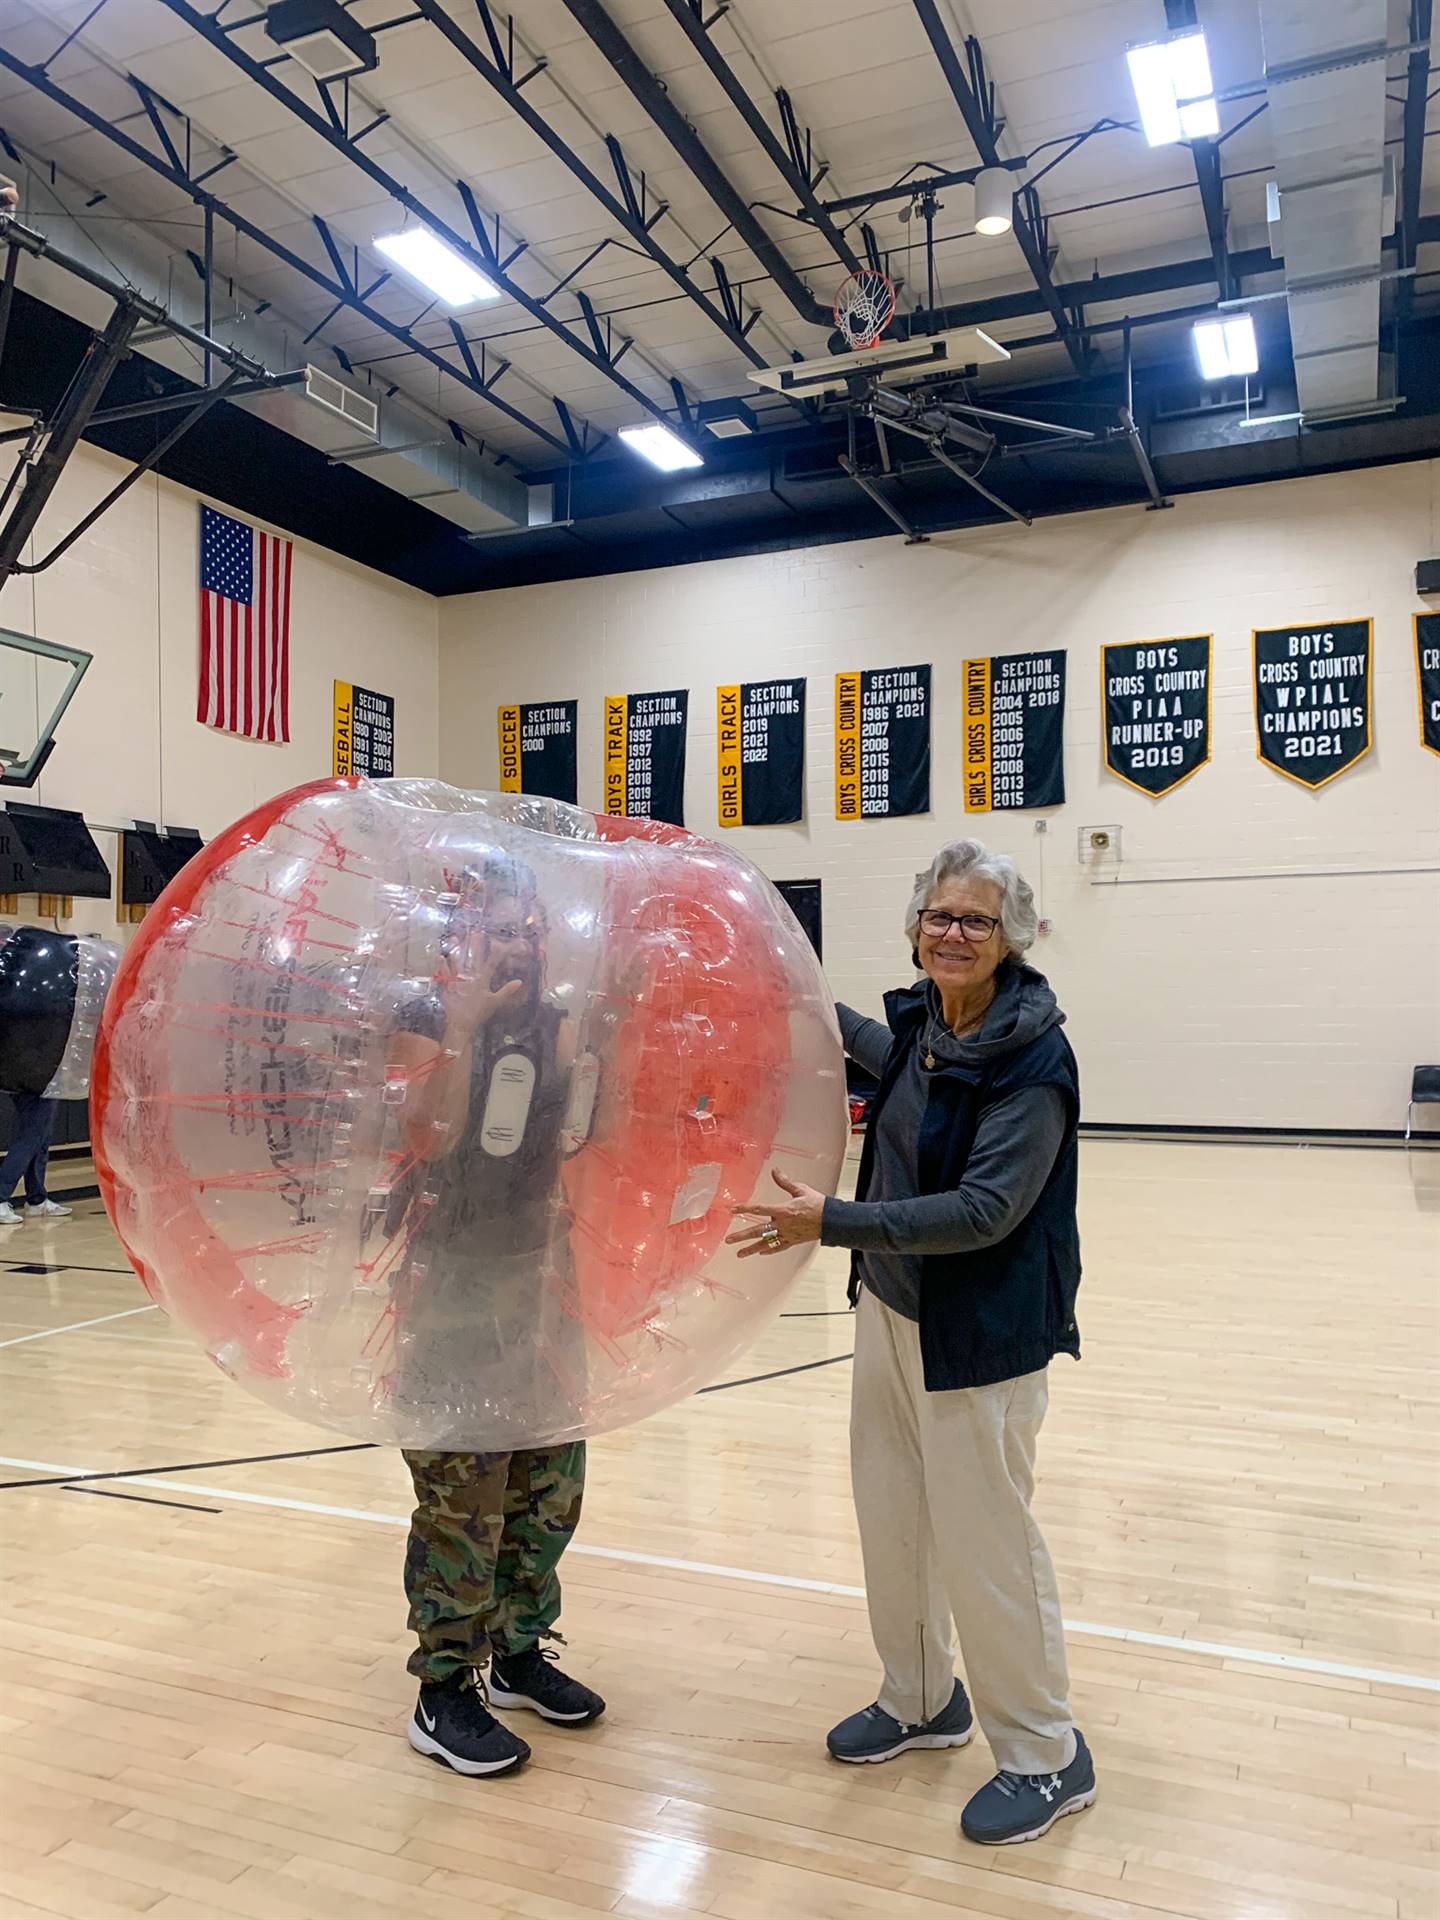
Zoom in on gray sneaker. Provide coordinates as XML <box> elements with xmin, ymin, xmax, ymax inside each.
<box><xmin>827</xmin><ymin>1679</ymin><xmax>973</xmax><ymax>1764</ymax></box>
<box><xmin>961</xmin><ymin>1729</ymin><xmax>1096</xmax><ymax>1845</ymax></box>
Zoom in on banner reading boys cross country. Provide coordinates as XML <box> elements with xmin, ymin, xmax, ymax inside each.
<box><xmin>835</xmin><ymin>666</ymin><xmax>931</xmax><ymax>819</ymax></box>
<box><xmin>497</xmin><ymin>700</ymin><xmax>578</xmax><ymax>804</ymax></box>
<box><xmin>962</xmin><ymin>650</ymin><xmax>1066</xmax><ymax>811</ymax></box>
<box><xmin>1252</xmin><ymin>619</ymin><xmax>1371</xmax><ymax>788</ymax></box>
<box><xmin>716</xmin><ymin>678</ymin><xmax>805</xmax><ymax>826</ymax></box>
<box><xmin>1417</xmin><ymin>614</ymin><xmax>1440</xmax><ymax>757</ymax></box>
<box><xmin>1102</xmin><ymin>637</ymin><xmax>1210</xmax><ymax>795</ymax></box>
<box><xmin>603</xmin><ymin>689</ymin><xmax>688</xmax><ymax>826</ymax></box>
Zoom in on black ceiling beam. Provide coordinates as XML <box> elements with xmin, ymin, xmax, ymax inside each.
<box><xmin>910</xmin><ymin>0</ymin><xmax>1087</xmax><ymax>374</ymax></box>
<box><xmin>656</xmin><ymin>0</ymin><xmax>863</xmax><ymax>278</ymax></box>
<box><xmin>149</xmin><ymin>0</ymin><xmax>689</xmax><ymax>449</ymax></box>
<box><xmin>1398</xmin><ymin>0</ymin><xmax>1433</xmax><ymax>312</ymax></box>
<box><xmin>0</xmin><ymin>47</ymin><xmax>576</xmax><ymax>460</ymax></box>
<box><xmin>405</xmin><ymin>0</ymin><xmax>776</xmax><ymax>369</ymax></box>
<box><xmin>555</xmin><ymin>0</ymin><xmax>831</xmax><ymax>328</ymax></box>
<box><xmin>1164</xmin><ymin>0</ymin><xmax>1229</xmax><ymax>298</ymax></box>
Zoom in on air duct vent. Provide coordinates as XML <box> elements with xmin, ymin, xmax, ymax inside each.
<box><xmin>305</xmin><ymin>365</ymin><xmax>378</xmax><ymax>439</ymax></box>
<box><xmin>265</xmin><ymin>0</ymin><xmax>377</xmax><ymax>79</ymax></box>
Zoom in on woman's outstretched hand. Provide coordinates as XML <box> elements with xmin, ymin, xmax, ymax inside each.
<box><xmin>727</xmin><ymin>1169</ymin><xmax>826</xmax><ymax>1257</ymax></box>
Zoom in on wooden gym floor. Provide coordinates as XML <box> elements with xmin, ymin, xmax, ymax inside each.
<box><xmin>0</xmin><ymin>1139</ymin><xmax>1437</xmax><ymax>1920</ymax></box>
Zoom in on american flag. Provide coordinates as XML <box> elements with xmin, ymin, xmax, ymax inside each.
<box><xmin>197</xmin><ymin>504</ymin><xmax>292</xmax><ymax>742</ymax></box>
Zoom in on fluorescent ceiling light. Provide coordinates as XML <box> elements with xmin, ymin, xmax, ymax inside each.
<box><xmin>1127</xmin><ymin>29</ymin><xmax>1217</xmax><ymax>148</ymax></box>
<box><xmin>1193</xmin><ymin>313</ymin><xmax>1258</xmax><ymax>380</ymax></box>
<box><xmin>373</xmin><ymin>228</ymin><xmax>497</xmax><ymax>307</ymax></box>
<box><xmin>618</xmin><ymin>423</ymin><xmax>703</xmax><ymax>471</ymax></box>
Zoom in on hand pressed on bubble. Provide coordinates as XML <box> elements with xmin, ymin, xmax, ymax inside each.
<box><xmin>726</xmin><ymin>1169</ymin><xmax>826</xmax><ymax>1258</ymax></box>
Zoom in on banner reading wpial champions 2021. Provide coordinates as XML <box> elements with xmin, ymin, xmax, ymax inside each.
<box><xmin>962</xmin><ymin>650</ymin><xmax>1065</xmax><ymax>811</ymax></box>
<box><xmin>1417</xmin><ymin>614</ymin><xmax>1440</xmax><ymax>758</ymax></box>
<box><xmin>1252</xmin><ymin>619</ymin><xmax>1371</xmax><ymax>788</ymax></box>
<box><xmin>497</xmin><ymin>700</ymin><xmax>578</xmax><ymax>804</ymax></box>
<box><xmin>603</xmin><ymin>689</ymin><xmax>688</xmax><ymax>826</ymax></box>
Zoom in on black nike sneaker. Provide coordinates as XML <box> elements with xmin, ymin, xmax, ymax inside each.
<box><xmin>407</xmin><ymin>1669</ymin><xmax>530</xmax><ymax>1776</ymax></box>
<box><xmin>488</xmin><ymin>1646</ymin><xmax>606</xmax><ymax>1724</ymax></box>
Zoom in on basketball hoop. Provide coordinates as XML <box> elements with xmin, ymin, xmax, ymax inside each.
<box><xmin>833</xmin><ymin>270</ymin><xmax>897</xmax><ymax>351</ymax></box>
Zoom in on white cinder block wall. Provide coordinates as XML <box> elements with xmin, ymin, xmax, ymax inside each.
<box><xmin>439</xmin><ymin>460</ymin><xmax>1440</xmax><ymax>1132</ymax></box>
<box><xmin>0</xmin><ymin>433</ymin><xmax>441</xmax><ymax>950</ymax></box>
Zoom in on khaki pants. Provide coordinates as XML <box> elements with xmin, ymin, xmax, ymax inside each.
<box><xmin>850</xmin><ymin>1287</ymin><xmax>1076</xmax><ymax>1775</ymax></box>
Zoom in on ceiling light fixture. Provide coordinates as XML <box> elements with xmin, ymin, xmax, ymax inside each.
<box><xmin>1126</xmin><ymin>29</ymin><xmax>1219</xmax><ymax>147</ymax></box>
<box><xmin>973</xmin><ymin>168</ymin><xmax>1013</xmax><ymax>236</ymax></box>
<box><xmin>373</xmin><ymin>229</ymin><xmax>498</xmax><ymax>307</ymax></box>
<box><xmin>618</xmin><ymin>424</ymin><xmax>704</xmax><ymax>471</ymax></box>
<box><xmin>1193</xmin><ymin>312</ymin><xmax>1258</xmax><ymax>380</ymax></box>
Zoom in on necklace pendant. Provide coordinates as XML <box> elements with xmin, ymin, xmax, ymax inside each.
<box><xmin>924</xmin><ymin>1050</ymin><xmax>936</xmax><ymax>1070</ymax></box>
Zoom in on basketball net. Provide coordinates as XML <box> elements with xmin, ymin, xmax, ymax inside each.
<box><xmin>833</xmin><ymin>269</ymin><xmax>897</xmax><ymax>351</ymax></box>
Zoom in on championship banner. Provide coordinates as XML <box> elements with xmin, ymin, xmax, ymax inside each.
<box><xmin>717</xmin><ymin>678</ymin><xmax>806</xmax><ymax>826</ymax></box>
<box><xmin>333</xmin><ymin>680</ymin><xmax>394</xmax><ymax>779</ymax></box>
<box><xmin>1253</xmin><ymin>620</ymin><xmax>1371</xmax><ymax>788</ymax></box>
<box><xmin>1102</xmin><ymin>637</ymin><xmax>1210</xmax><ymax>795</ymax></box>
<box><xmin>497</xmin><ymin>700</ymin><xmax>578</xmax><ymax>803</ymax></box>
<box><xmin>962</xmin><ymin>650</ymin><xmax>1065</xmax><ymax>812</ymax></box>
<box><xmin>835</xmin><ymin>665</ymin><xmax>931</xmax><ymax>819</ymax></box>
<box><xmin>1417</xmin><ymin>613</ymin><xmax>1440</xmax><ymax>757</ymax></box>
<box><xmin>603</xmin><ymin>689</ymin><xmax>688</xmax><ymax>826</ymax></box>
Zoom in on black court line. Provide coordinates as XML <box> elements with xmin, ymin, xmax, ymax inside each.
<box><xmin>0</xmin><ymin>1439</ymin><xmax>375</xmax><ymax>1492</ymax></box>
<box><xmin>698</xmin><ymin>1352</ymin><xmax>853</xmax><ymax>1393</ymax></box>
<box><xmin>64</xmin><ymin>1485</ymin><xmax>221</xmax><ymax>1515</ymax></box>
<box><xmin>1</xmin><ymin>1262</ymin><xmax>136</xmax><ymax>1277</ymax></box>
<box><xmin>780</xmin><ymin>1310</ymin><xmax>853</xmax><ymax>1318</ymax></box>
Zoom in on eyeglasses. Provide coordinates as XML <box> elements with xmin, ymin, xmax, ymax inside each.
<box><xmin>484</xmin><ymin>920</ymin><xmax>538</xmax><ymax>943</ymax></box>
<box><xmin>919</xmin><ymin>909</ymin><xmax>1001</xmax><ymax>941</ymax></box>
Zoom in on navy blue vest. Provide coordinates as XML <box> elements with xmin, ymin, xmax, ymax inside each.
<box><xmin>849</xmin><ymin>978</ymin><xmax>1083</xmax><ymax>1392</ymax></box>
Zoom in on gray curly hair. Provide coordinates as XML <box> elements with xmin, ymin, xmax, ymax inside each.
<box><xmin>905</xmin><ymin>839</ymin><xmax>1038</xmax><ymax>955</ymax></box>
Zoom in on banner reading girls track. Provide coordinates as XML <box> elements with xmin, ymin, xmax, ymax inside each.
<box><xmin>1252</xmin><ymin>620</ymin><xmax>1371</xmax><ymax>787</ymax></box>
<box><xmin>1417</xmin><ymin>613</ymin><xmax>1440</xmax><ymax>757</ymax></box>
<box><xmin>603</xmin><ymin>689</ymin><xmax>688</xmax><ymax>826</ymax></box>
<box><xmin>962</xmin><ymin>650</ymin><xmax>1066</xmax><ymax>812</ymax></box>
<box><xmin>717</xmin><ymin>679</ymin><xmax>806</xmax><ymax>826</ymax></box>
<box><xmin>1102</xmin><ymin>637</ymin><xmax>1210</xmax><ymax>795</ymax></box>
<box><xmin>497</xmin><ymin>700</ymin><xmax>578</xmax><ymax>804</ymax></box>
<box><xmin>835</xmin><ymin>666</ymin><xmax>931</xmax><ymax>819</ymax></box>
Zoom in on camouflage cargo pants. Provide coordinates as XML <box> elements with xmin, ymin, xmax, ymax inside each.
<box><xmin>401</xmin><ymin>1443</ymin><xmax>586</xmax><ymax>1683</ymax></box>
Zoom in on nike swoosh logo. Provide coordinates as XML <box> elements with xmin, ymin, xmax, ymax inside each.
<box><xmin>419</xmin><ymin>1704</ymin><xmax>436</xmax><ymax>1732</ymax></box>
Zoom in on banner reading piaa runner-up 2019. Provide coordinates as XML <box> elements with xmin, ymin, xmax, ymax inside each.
<box><xmin>1102</xmin><ymin>637</ymin><xmax>1210</xmax><ymax>795</ymax></box>
<box><xmin>963</xmin><ymin>650</ymin><xmax>1065</xmax><ymax>812</ymax></box>
<box><xmin>497</xmin><ymin>699</ymin><xmax>578</xmax><ymax>804</ymax></box>
<box><xmin>1252</xmin><ymin>620</ymin><xmax>1370</xmax><ymax>788</ymax></box>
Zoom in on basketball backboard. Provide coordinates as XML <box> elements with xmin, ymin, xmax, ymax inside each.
<box><xmin>747</xmin><ymin>326</ymin><xmax>1010</xmax><ymax>399</ymax></box>
<box><xmin>0</xmin><ymin>628</ymin><xmax>92</xmax><ymax>786</ymax></box>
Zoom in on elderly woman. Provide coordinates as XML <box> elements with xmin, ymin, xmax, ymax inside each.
<box><xmin>730</xmin><ymin>839</ymin><xmax>1093</xmax><ymax>1847</ymax></box>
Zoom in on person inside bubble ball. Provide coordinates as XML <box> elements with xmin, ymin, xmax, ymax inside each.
<box><xmin>728</xmin><ymin>839</ymin><xmax>1094</xmax><ymax>1848</ymax></box>
<box><xmin>388</xmin><ymin>853</ymin><xmax>604</xmax><ymax>1779</ymax></box>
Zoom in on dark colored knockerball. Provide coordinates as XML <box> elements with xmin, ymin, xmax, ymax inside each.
<box><xmin>0</xmin><ymin>926</ymin><xmax>80</xmax><ymax>1095</ymax></box>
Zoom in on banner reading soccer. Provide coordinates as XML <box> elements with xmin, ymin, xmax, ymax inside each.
<box><xmin>1102</xmin><ymin>637</ymin><xmax>1210</xmax><ymax>795</ymax></box>
<box><xmin>1417</xmin><ymin>614</ymin><xmax>1440</xmax><ymax>757</ymax></box>
<box><xmin>333</xmin><ymin>680</ymin><xmax>395</xmax><ymax>779</ymax></box>
<box><xmin>603</xmin><ymin>689</ymin><xmax>688</xmax><ymax>826</ymax></box>
<box><xmin>497</xmin><ymin>699</ymin><xmax>578</xmax><ymax>804</ymax></box>
<box><xmin>963</xmin><ymin>650</ymin><xmax>1066</xmax><ymax>811</ymax></box>
<box><xmin>835</xmin><ymin>665</ymin><xmax>931</xmax><ymax>819</ymax></box>
<box><xmin>1253</xmin><ymin>620</ymin><xmax>1371</xmax><ymax>788</ymax></box>
<box><xmin>716</xmin><ymin>679</ymin><xmax>805</xmax><ymax>826</ymax></box>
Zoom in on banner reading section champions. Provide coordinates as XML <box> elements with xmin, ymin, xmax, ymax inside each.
<box><xmin>1252</xmin><ymin>619</ymin><xmax>1371</xmax><ymax>788</ymax></box>
<box><xmin>1417</xmin><ymin>614</ymin><xmax>1440</xmax><ymax>757</ymax></box>
<box><xmin>603</xmin><ymin>689</ymin><xmax>688</xmax><ymax>826</ymax></box>
<box><xmin>1102</xmin><ymin>637</ymin><xmax>1210</xmax><ymax>795</ymax></box>
<box><xmin>963</xmin><ymin>650</ymin><xmax>1065</xmax><ymax>811</ymax></box>
<box><xmin>332</xmin><ymin>680</ymin><xmax>395</xmax><ymax>779</ymax></box>
<box><xmin>835</xmin><ymin>666</ymin><xmax>931</xmax><ymax>819</ymax></box>
<box><xmin>497</xmin><ymin>700</ymin><xmax>578</xmax><ymax>804</ymax></box>
<box><xmin>717</xmin><ymin>678</ymin><xmax>806</xmax><ymax>826</ymax></box>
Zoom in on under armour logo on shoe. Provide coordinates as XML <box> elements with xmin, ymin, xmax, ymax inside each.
<box><xmin>1037</xmin><ymin>1773</ymin><xmax>1062</xmax><ymax>1803</ymax></box>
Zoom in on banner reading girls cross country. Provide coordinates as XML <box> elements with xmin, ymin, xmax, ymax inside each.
<box><xmin>1102</xmin><ymin>636</ymin><xmax>1210</xmax><ymax>795</ymax></box>
<box><xmin>1252</xmin><ymin>619</ymin><xmax>1371</xmax><ymax>788</ymax></box>
<box><xmin>962</xmin><ymin>650</ymin><xmax>1066</xmax><ymax>811</ymax></box>
<box><xmin>716</xmin><ymin>678</ymin><xmax>806</xmax><ymax>826</ymax></box>
<box><xmin>603</xmin><ymin>689</ymin><xmax>688</xmax><ymax>826</ymax></box>
<box><xmin>834</xmin><ymin>666</ymin><xmax>931</xmax><ymax>819</ymax></box>
<box><xmin>1417</xmin><ymin>613</ymin><xmax>1440</xmax><ymax>757</ymax></box>
<box><xmin>497</xmin><ymin>700</ymin><xmax>578</xmax><ymax>804</ymax></box>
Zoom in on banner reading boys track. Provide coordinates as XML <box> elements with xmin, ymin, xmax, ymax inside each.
<box><xmin>333</xmin><ymin>680</ymin><xmax>395</xmax><ymax>778</ymax></box>
<box><xmin>603</xmin><ymin>689</ymin><xmax>688</xmax><ymax>825</ymax></box>
<box><xmin>716</xmin><ymin>678</ymin><xmax>805</xmax><ymax>826</ymax></box>
<box><xmin>1417</xmin><ymin>613</ymin><xmax>1440</xmax><ymax>757</ymax></box>
<box><xmin>962</xmin><ymin>650</ymin><xmax>1066</xmax><ymax>811</ymax></box>
<box><xmin>497</xmin><ymin>700</ymin><xmax>578</xmax><ymax>803</ymax></box>
<box><xmin>835</xmin><ymin>665</ymin><xmax>931</xmax><ymax>819</ymax></box>
<box><xmin>1253</xmin><ymin>619</ymin><xmax>1371</xmax><ymax>788</ymax></box>
<box><xmin>1102</xmin><ymin>637</ymin><xmax>1210</xmax><ymax>795</ymax></box>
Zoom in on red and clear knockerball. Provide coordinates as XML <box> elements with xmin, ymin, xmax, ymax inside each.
<box><xmin>93</xmin><ymin>778</ymin><xmax>847</xmax><ymax>1448</ymax></box>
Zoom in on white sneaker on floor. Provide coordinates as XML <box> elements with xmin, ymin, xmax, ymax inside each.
<box><xmin>25</xmin><ymin>1199</ymin><xmax>71</xmax><ymax>1219</ymax></box>
<box><xmin>0</xmin><ymin>1202</ymin><xmax>22</xmax><ymax>1224</ymax></box>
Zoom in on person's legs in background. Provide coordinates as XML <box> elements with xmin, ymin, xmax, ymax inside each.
<box><xmin>22</xmin><ymin>1096</ymin><xmax>59</xmax><ymax>1210</ymax></box>
<box><xmin>0</xmin><ymin>1093</ymin><xmax>57</xmax><ymax>1223</ymax></box>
